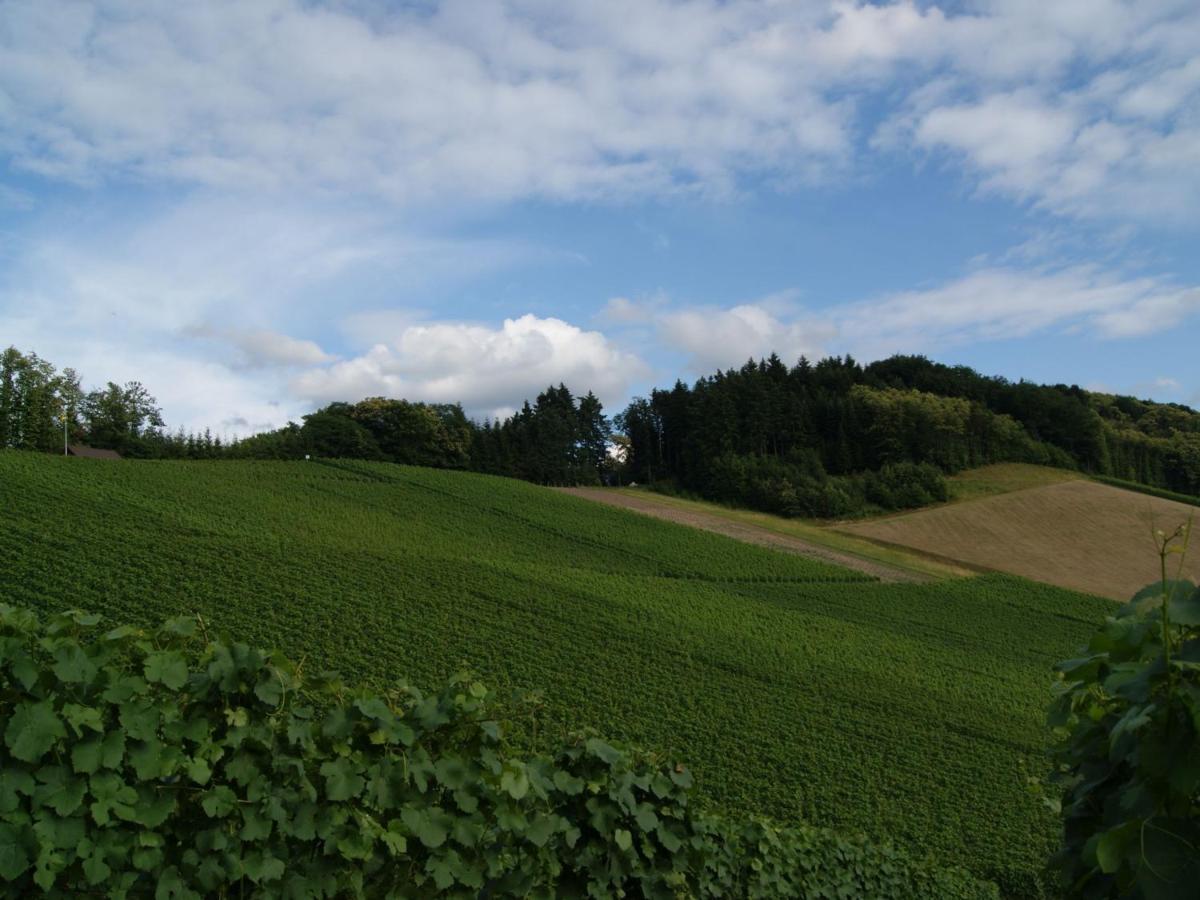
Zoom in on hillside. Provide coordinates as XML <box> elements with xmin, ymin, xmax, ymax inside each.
<box><xmin>841</xmin><ymin>477</ymin><xmax>1199</xmax><ymax>600</ymax></box>
<box><xmin>0</xmin><ymin>452</ymin><xmax>1110</xmax><ymax>892</ymax></box>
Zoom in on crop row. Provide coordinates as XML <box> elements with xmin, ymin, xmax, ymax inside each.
<box><xmin>0</xmin><ymin>452</ymin><xmax>1108</xmax><ymax>893</ymax></box>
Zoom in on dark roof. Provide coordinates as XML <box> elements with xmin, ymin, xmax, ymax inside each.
<box><xmin>67</xmin><ymin>444</ymin><xmax>122</xmax><ymax>460</ymax></box>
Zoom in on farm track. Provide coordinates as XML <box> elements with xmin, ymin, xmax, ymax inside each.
<box><xmin>558</xmin><ymin>487</ymin><xmax>930</xmax><ymax>583</ymax></box>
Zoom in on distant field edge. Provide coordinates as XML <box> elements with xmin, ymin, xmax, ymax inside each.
<box><xmin>1089</xmin><ymin>474</ymin><xmax>1200</xmax><ymax>508</ymax></box>
<box><xmin>570</xmin><ymin>486</ymin><xmax>969</xmax><ymax>581</ymax></box>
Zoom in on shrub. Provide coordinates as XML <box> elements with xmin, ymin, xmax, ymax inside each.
<box><xmin>0</xmin><ymin>604</ymin><xmax>996</xmax><ymax>898</ymax></box>
<box><xmin>1047</xmin><ymin>523</ymin><xmax>1200</xmax><ymax>898</ymax></box>
<box><xmin>863</xmin><ymin>462</ymin><xmax>949</xmax><ymax>511</ymax></box>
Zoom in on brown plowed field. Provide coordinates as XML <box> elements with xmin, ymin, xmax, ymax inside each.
<box><xmin>840</xmin><ymin>480</ymin><xmax>1198</xmax><ymax>600</ymax></box>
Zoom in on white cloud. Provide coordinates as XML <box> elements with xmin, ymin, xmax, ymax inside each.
<box><xmin>658</xmin><ymin>304</ymin><xmax>832</xmax><ymax>373</ymax></box>
<box><xmin>0</xmin><ymin>194</ymin><xmax>542</xmax><ymax>433</ymax></box>
<box><xmin>0</xmin><ymin>0</ymin><xmax>855</xmax><ymax>204</ymax></box>
<box><xmin>836</xmin><ymin>266</ymin><xmax>1200</xmax><ymax>355</ymax></box>
<box><xmin>185</xmin><ymin>326</ymin><xmax>334</xmax><ymax>369</ymax></box>
<box><xmin>2</xmin><ymin>1</ymin><xmax>1193</xmax><ymax>221</ymax></box>
<box><xmin>599</xmin><ymin>295</ymin><xmax>669</xmax><ymax>325</ymax></box>
<box><xmin>291</xmin><ymin>314</ymin><xmax>649</xmax><ymax>418</ymax></box>
<box><xmin>639</xmin><ymin>264</ymin><xmax>1200</xmax><ymax>369</ymax></box>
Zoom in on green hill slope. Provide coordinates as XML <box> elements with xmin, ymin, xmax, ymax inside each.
<box><xmin>0</xmin><ymin>452</ymin><xmax>1109</xmax><ymax>892</ymax></box>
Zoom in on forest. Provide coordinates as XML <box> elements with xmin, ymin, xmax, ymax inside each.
<box><xmin>3</xmin><ymin>345</ymin><xmax>1198</xmax><ymax>518</ymax></box>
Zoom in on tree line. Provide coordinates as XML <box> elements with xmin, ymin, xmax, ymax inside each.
<box><xmin>617</xmin><ymin>353</ymin><xmax>1200</xmax><ymax>517</ymax></box>
<box><xmin>0</xmin><ymin>348</ymin><xmax>163</xmax><ymax>456</ymax></box>
<box><xmin>4</xmin><ymin>344</ymin><xmax>1197</xmax><ymax>517</ymax></box>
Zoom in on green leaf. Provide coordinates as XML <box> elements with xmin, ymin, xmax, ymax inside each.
<box><xmin>160</xmin><ymin>617</ymin><xmax>197</xmax><ymax>638</ymax></box>
<box><xmin>118</xmin><ymin>701</ymin><xmax>159</xmax><ymax>741</ymax></box>
<box><xmin>1169</xmin><ymin>590</ymin><xmax>1200</xmax><ymax>627</ymax></box>
<box><xmin>1096</xmin><ymin>824</ymin><xmax>1133</xmax><ymax>874</ymax></box>
<box><xmin>614</xmin><ymin>828</ymin><xmax>633</xmax><ymax>851</ymax></box>
<box><xmin>401</xmin><ymin>806</ymin><xmax>449</xmax><ymax>849</ymax></box>
<box><xmin>434</xmin><ymin>756</ymin><xmax>470</xmax><ymax>790</ymax></box>
<box><xmin>186</xmin><ymin>757</ymin><xmax>212</xmax><ymax>785</ymax></box>
<box><xmin>33</xmin><ymin>767</ymin><xmax>86</xmax><ymax>817</ymax></box>
<box><xmin>526</xmin><ymin>814</ymin><xmax>558</xmax><ymax>847</ymax></box>
<box><xmin>52</xmin><ymin>644</ymin><xmax>98</xmax><ymax>685</ymax></box>
<box><xmin>634</xmin><ymin>804</ymin><xmax>659</xmax><ymax>832</ymax></box>
<box><xmin>242</xmin><ymin>851</ymin><xmax>285</xmax><ymax>884</ymax></box>
<box><xmin>131</xmin><ymin>785</ymin><xmax>175</xmax><ymax>828</ymax></box>
<box><xmin>0</xmin><ymin>769</ymin><xmax>35</xmax><ymax>814</ymax></box>
<box><xmin>500</xmin><ymin>762</ymin><xmax>529</xmax><ymax>800</ymax></box>
<box><xmin>144</xmin><ymin>650</ymin><xmax>189</xmax><ymax>691</ymax></box>
<box><xmin>319</xmin><ymin>758</ymin><xmax>364</xmax><ymax>802</ymax></box>
<box><xmin>240</xmin><ymin>806</ymin><xmax>273</xmax><ymax>841</ymax></box>
<box><xmin>7</xmin><ymin>650</ymin><xmax>39</xmax><ymax>691</ymax></box>
<box><xmin>585</xmin><ymin>738</ymin><xmax>623</xmax><ymax>765</ymax></box>
<box><xmin>62</xmin><ymin>703</ymin><xmax>104</xmax><ymax>735</ymax></box>
<box><xmin>253</xmin><ymin>673</ymin><xmax>283</xmax><ymax>707</ymax></box>
<box><xmin>201</xmin><ymin>786</ymin><xmax>238</xmax><ymax>819</ymax></box>
<box><xmin>88</xmin><ymin>773</ymin><xmax>137</xmax><ymax>826</ymax></box>
<box><xmin>82</xmin><ymin>852</ymin><xmax>111</xmax><ymax>886</ymax></box>
<box><xmin>553</xmin><ymin>770</ymin><xmax>585</xmax><ymax>796</ymax></box>
<box><xmin>129</xmin><ymin>738</ymin><xmax>167</xmax><ymax>780</ymax></box>
<box><xmin>5</xmin><ymin>700</ymin><xmax>67</xmax><ymax>763</ymax></box>
<box><xmin>381</xmin><ymin>821</ymin><xmax>408</xmax><ymax>856</ymax></box>
<box><xmin>0</xmin><ymin>823</ymin><xmax>30</xmax><ymax>880</ymax></box>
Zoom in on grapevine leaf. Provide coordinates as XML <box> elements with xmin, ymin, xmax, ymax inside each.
<box><xmin>0</xmin><ymin>824</ymin><xmax>29</xmax><ymax>880</ymax></box>
<box><xmin>319</xmin><ymin>758</ymin><xmax>364</xmax><ymax>802</ymax></box>
<box><xmin>144</xmin><ymin>651</ymin><xmax>189</xmax><ymax>691</ymax></box>
<box><xmin>0</xmin><ymin>769</ymin><xmax>35</xmax><ymax>813</ymax></box>
<box><xmin>5</xmin><ymin>700</ymin><xmax>66</xmax><ymax>763</ymax></box>
<box><xmin>52</xmin><ymin>644</ymin><xmax>98</xmax><ymax>685</ymax></box>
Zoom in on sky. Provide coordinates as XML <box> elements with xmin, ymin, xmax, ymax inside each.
<box><xmin>1</xmin><ymin>0</ymin><xmax>1198</xmax><ymax>436</ymax></box>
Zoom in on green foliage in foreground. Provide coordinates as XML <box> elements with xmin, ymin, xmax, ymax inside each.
<box><xmin>0</xmin><ymin>453</ymin><xmax>1109</xmax><ymax>893</ymax></box>
<box><xmin>0</xmin><ymin>605</ymin><xmax>997</xmax><ymax>899</ymax></box>
<box><xmin>1048</xmin><ymin>566</ymin><xmax>1200</xmax><ymax>898</ymax></box>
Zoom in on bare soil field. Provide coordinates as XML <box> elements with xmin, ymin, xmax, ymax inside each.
<box><xmin>840</xmin><ymin>479</ymin><xmax>1198</xmax><ymax>600</ymax></box>
<box><xmin>559</xmin><ymin>487</ymin><xmax>932</xmax><ymax>582</ymax></box>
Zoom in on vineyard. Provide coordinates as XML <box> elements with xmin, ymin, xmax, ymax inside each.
<box><xmin>0</xmin><ymin>452</ymin><xmax>1109</xmax><ymax>893</ymax></box>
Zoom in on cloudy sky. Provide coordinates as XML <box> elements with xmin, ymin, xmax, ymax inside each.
<box><xmin>1</xmin><ymin>0</ymin><xmax>1198</xmax><ymax>434</ymax></box>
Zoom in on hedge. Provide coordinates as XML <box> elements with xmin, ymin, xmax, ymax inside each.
<box><xmin>0</xmin><ymin>604</ymin><xmax>997</xmax><ymax>898</ymax></box>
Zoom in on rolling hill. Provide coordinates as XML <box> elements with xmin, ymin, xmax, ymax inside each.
<box><xmin>0</xmin><ymin>451</ymin><xmax>1111</xmax><ymax>893</ymax></box>
<box><xmin>841</xmin><ymin>474</ymin><xmax>1198</xmax><ymax>600</ymax></box>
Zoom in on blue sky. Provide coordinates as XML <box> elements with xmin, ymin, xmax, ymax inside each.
<box><xmin>1</xmin><ymin>0</ymin><xmax>1198</xmax><ymax>435</ymax></box>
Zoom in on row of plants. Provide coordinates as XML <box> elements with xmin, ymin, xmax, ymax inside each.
<box><xmin>0</xmin><ymin>451</ymin><xmax>1106</xmax><ymax>892</ymax></box>
<box><xmin>0</xmin><ymin>604</ymin><xmax>998</xmax><ymax>898</ymax></box>
<box><xmin>1088</xmin><ymin>474</ymin><xmax>1200</xmax><ymax>509</ymax></box>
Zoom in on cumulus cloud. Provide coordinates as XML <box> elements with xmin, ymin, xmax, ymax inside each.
<box><xmin>658</xmin><ymin>304</ymin><xmax>832</xmax><ymax>373</ymax></box>
<box><xmin>291</xmin><ymin>314</ymin><xmax>650</xmax><ymax>418</ymax></box>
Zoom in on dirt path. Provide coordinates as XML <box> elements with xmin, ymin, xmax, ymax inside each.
<box><xmin>558</xmin><ymin>488</ymin><xmax>930</xmax><ymax>583</ymax></box>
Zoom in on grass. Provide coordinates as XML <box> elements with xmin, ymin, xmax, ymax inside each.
<box><xmin>946</xmin><ymin>463</ymin><xmax>1082</xmax><ymax>503</ymax></box>
<box><xmin>1089</xmin><ymin>473</ymin><xmax>1200</xmax><ymax>508</ymax></box>
<box><xmin>0</xmin><ymin>452</ymin><xmax>1109</xmax><ymax>894</ymax></box>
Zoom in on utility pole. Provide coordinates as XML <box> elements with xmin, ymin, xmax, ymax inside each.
<box><xmin>63</xmin><ymin>411</ymin><xmax>68</xmax><ymax>456</ymax></box>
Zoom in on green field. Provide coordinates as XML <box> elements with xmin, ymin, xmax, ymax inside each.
<box><xmin>0</xmin><ymin>452</ymin><xmax>1109</xmax><ymax>893</ymax></box>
